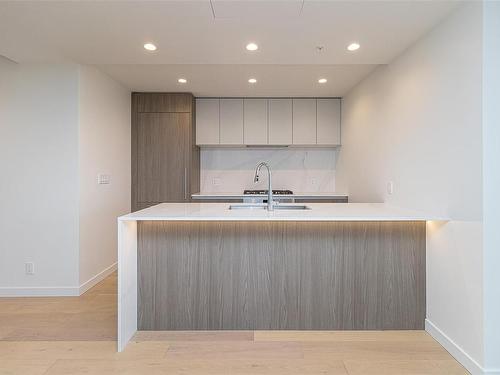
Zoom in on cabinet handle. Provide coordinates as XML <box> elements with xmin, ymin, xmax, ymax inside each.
<box><xmin>184</xmin><ymin>167</ymin><xmax>187</xmax><ymax>201</ymax></box>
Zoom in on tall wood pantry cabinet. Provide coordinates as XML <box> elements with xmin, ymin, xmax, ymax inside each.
<box><xmin>131</xmin><ymin>93</ymin><xmax>200</xmax><ymax>211</ymax></box>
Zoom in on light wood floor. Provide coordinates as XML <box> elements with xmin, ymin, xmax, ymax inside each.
<box><xmin>0</xmin><ymin>272</ymin><xmax>469</xmax><ymax>375</ymax></box>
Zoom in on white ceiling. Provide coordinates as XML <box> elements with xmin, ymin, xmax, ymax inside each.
<box><xmin>98</xmin><ymin>64</ymin><xmax>378</xmax><ymax>97</ymax></box>
<box><xmin>0</xmin><ymin>0</ymin><xmax>460</xmax><ymax>96</ymax></box>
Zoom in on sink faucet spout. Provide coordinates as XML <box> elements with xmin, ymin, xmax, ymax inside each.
<box><xmin>253</xmin><ymin>162</ymin><xmax>274</xmax><ymax>211</ymax></box>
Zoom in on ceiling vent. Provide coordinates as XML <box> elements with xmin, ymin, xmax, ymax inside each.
<box><xmin>210</xmin><ymin>0</ymin><xmax>304</xmax><ymax>20</ymax></box>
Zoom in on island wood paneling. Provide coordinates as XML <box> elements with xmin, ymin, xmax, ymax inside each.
<box><xmin>137</xmin><ymin>221</ymin><xmax>425</xmax><ymax>330</ymax></box>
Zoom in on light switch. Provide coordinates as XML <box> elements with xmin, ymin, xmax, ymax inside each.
<box><xmin>387</xmin><ymin>181</ymin><xmax>394</xmax><ymax>195</ymax></box>
<box><xmin>97</xmin><ymin>174</ymin><xmax>110</xmax><ymax>185</ymax></box>
<box><xmin>25</xmin><ymin>262</ymin><xmax>35</xmax><ymax>275</ymax></box>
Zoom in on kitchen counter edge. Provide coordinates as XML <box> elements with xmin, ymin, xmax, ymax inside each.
<box><xmin>118</xmin><ymin>202</ymin><xmax>448</xmax><ymax>222</ymax></box>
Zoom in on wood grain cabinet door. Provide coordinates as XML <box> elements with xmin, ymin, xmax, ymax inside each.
<box><xmin>137</xmin><ymin>112</ymin><xmax>189</xmax><ymax>203</ymax></box>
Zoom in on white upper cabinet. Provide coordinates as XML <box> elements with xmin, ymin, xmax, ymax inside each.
<box><xmin>317</xmin><ymin>98</ymin><xmax>341</xmax><ymax>145</ymax></box>
<box><xmin>196</xmin><ymin>98</ymin><xmax>219</xmax><ymax>145</ymax></box>
<box><xmin>292</xmin><ymin>99</ymin><xmax>317</xmax><ymax>145</ymax></box>
<box><xmin>244</xmin><ymin>99</ymin><xmax>268</xmax><ymax>145</ymax></box>
<box><xmin>220</xmin><ymin>99</ymin><xmax>243</xmax><ymax>144</ymax></box>
<box><xmin>196</xmin><ymin>97</ymin><xmax>340</xmax><ymax>146</ymax></box>
<box><xmin>268</xmin><ymin>99</ymin><xmax>292</xmax><ymax>145</ymax></box>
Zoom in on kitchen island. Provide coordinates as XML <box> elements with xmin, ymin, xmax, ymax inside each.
<box><xmin>117</xmin><ymin>203</ymin><xmax>445</xmax><ymax>351</ymax></box>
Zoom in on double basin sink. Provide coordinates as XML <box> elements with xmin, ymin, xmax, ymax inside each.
<box><xmin>229</xmin><ymin>204</ymin><xmax>310</xmax><ymax>210</ymax></box>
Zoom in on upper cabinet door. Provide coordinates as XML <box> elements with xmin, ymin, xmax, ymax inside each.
<box><xmin>244</xmin><ymin>99</ymin><xmax>268</xmax><ymax>145</ymax></box>
<box><xmin>134</xmin><ymin>93</ymin><xmax>193</xmax><ymax>113</ymax></box>
<box><xmin>268</xmin><ymin>99</ymin><xmax>292</xmax><ymax>145</ymax></box>
<box><xmin>317</xmin><ymin>98</ymin><xmax>341</xmax><ymax>145</ymax></box>
<box><xmin>292</xmin><ymin>99</ymin><xmax>317</xmax><ymax>145</ymax></box>
<box><xmin>196</xmin><ymin>98</ymin><xmax>220</xmax><ymax>145</ymax></box>
<box><xmin>220</xmin><ymin>99</ymin><xmax>244</xmax><ymax>144</ymax></box>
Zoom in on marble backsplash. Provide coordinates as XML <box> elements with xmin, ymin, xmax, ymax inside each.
<box><xmin>200</xmin><ymin>148</ymin><xmax>338</xmax><ymax>193</ymax></box>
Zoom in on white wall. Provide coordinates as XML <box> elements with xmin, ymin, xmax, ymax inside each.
<box><xmin>200</xmin><ymin>148</ymin><xmax>338</xmax><ymax>193</ymax></box>
<box><xmin>0</xmin><ymin>61</ymin><xmax>130</xmax><ymax>295</ymax></box>
<box><xmin>482</xmin><ymin>1</ymin><xmax>500</xmax><ymax>371</ymax></box>
<box><xmin>78</xmin><ymin>65</ymin><xmax>131</xmax><ymax>287</ymax></box>
<box><xmin>336</xmin><ymin>3</ymin><xmax>485</xmax><ymax>373</ymax></box>
<box><xmin>0</xmin><ymin>60</ymin><xmax>80</xmax><ymax>293</ymax></box>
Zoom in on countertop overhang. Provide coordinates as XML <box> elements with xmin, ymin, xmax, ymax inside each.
<box><xmin>118</xmin><ymin>202</ymin><xmax>448</xmax><ymax>222</ymax></box>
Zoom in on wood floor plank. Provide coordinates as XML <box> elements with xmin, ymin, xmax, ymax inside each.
<box><xmin>0</xmin><ymin>327</ymin><xmax>15</xmax><ymax>340</ymax></box>
<box><xmin>254</xmin><ymin>330</ymin><xmax>433</xmax><ymax>342</ymax></box>
<box><xmin>0</xmin><ymin>310</ymin><xmax>116</xmax><ymax>341</ymax></box>
<box><xmin>83</xmin><ymin>276</ymin><xmax>117</xmax><ymax>296</ymax></box>
<box><xmin>164</xmin><ymin>341</ymin><xmax>304</xmax><ymax>360</ymax></box>
<box><xmin>0</xmin><ymin>312</ymin><xmax>74</xmax><ymax>329</ymax></box>
<box><xmin>133</xmin><ymin>330</ymin><xmax>254</xmax><ymax>341</ymax></box>
<box><xmin>0</xmin><ymin>359</ymin><xmax>56</xmax><ymax>375</ymax></box>
<box><xmin>0</xmin><ymin>341</ymin><xmax>168</xmax><ymax>360</ymax></box>
<box><xmin>43</xmin><ymin>358</ymin><xmax>348</xmax><ymax>375</ymax></box>
<box><xmin>0</xmin><ymin>298</ymin><xmax>86</xmax><ymax>314</ymax></box>
<box><xmin>343</xmin><ymin>359</ymin><xmax>469</xmax><ymax>374</ymax></box>
<box><xmin>0</xmin><ymin>273</ymin><xmax>117</xmax><ymax>341</ymax></box>
<box><xmin>302</xmin><ymin>341</ymin><xmax>453</xmax><ymax>361</ymax></box>
<box><xmin>0</xmin><ymin>327</ymin><xmax>113</xmax><ymax>342</ymax></box>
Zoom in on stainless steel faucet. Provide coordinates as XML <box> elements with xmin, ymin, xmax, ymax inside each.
<box><xmin>254</xmin><ymin>162</ymin><xmax>274</xmax><ymax>211</ymax></box>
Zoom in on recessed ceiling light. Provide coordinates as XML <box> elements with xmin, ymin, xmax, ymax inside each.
<box><xmin>318</xmin><ymin>78</ymin><xmax>327</xmax><ymax>84</ymax></box>
<box><xmin>347</xmin><ymin>42</ymin><xmax>360</xmax><ymax>51</ymax></box>
<box><xmin>246</xmin><ymin>43</ymin><xmax>258</xmax><ymax>51</ymax></box>
<box><xmin>178</xmin><ymin>78</ymin><xmax>187</xmax><ymax>83</ymax></box>
<box><xmin>143</xmin><ymin>43</ymin><xmax>157</xmax><ymax>51</ymax></box>
<box><xmin>248</xmin><ymin>78</ymin><xmax>257</xmax><ymax>84</ymax></box>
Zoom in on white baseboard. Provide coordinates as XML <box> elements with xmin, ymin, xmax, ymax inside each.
<box><xmin>425</xmin><ymin>319</ymin><xmax>500</xmax><ymax>375</ymax></box>
<box><xmin>0</xmin><ymin>286</ymin><xmax>79</xmax><ymax>297</ymax></box>
<box><xmin>0</xmin><ymin>262</ymin><xmax>117</xmax><ymax>297</ymax></box>
<box><xmin>78</xmin><ymin>262</ymin><xmax>117</xmax><ymax>295</ymax></box>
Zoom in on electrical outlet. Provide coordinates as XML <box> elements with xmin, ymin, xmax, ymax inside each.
<box><xmin>97</xmin><ymin>174</ymin><xmax>110</xmax><ymax>185</ymax></box>
<box><xmin>25</xmin><ymin>262</ymin><xmax>35</xmax><ymax>275</ymax></box>
<box><xmin>387</xmin><ymin>181</ymin><xmax>394</xmax><ymax>195</ymax></box>
<box><xmin>311</xmin><ymin>178</ymin><xmax>317</xmax><ymax>186</ymax></box>
<box><xmin>212</xmin><ymin>178</ymin><xmax>221</xmax><ymax>186</ymax></box>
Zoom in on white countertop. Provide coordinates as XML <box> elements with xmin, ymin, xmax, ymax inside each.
<box><xmin>118</xmin><ymin>202</ymin><xmax>447</xmax><ymax>222</ymax></box>
<box><xmin>191</xmin><ymin>192</ymin><xmax>348</xmax><ymax>200</ymax></box>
